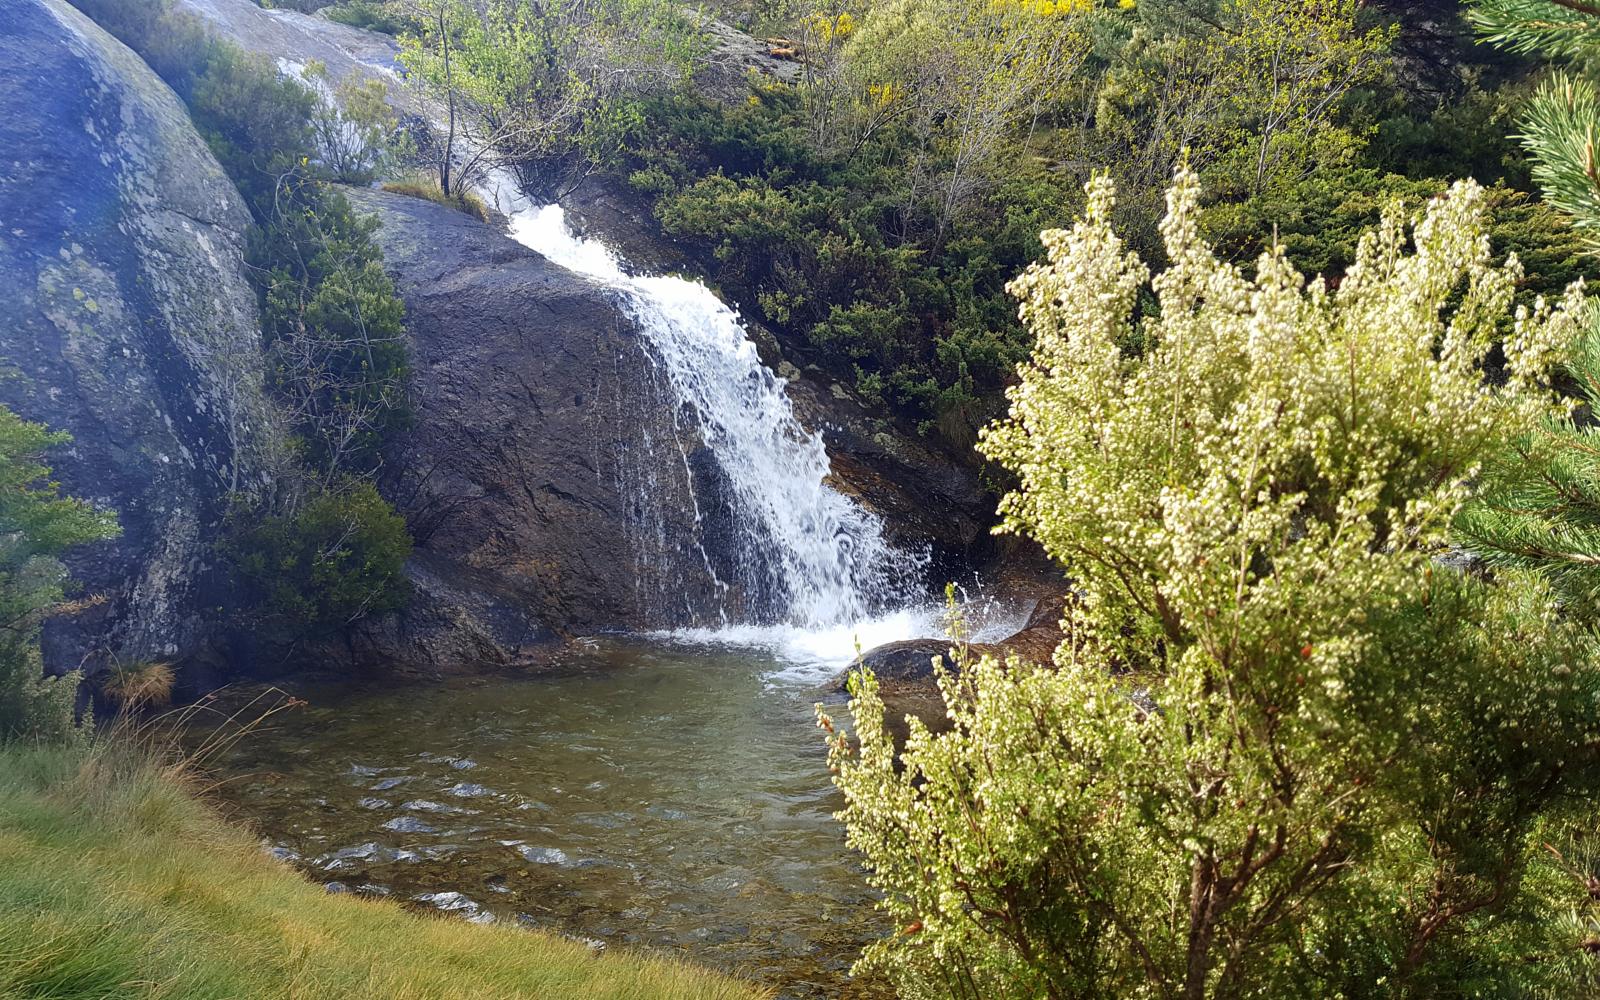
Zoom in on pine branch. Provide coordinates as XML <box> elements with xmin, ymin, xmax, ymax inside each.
<box><xmin>1472</xmin><ymin>0</ymin><xmax>1600</xmax><ymax>58</ymax></box>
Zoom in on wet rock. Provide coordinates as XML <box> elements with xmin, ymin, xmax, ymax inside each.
<box><xmin>518</xmin><ymin>846</ymin><xmax>571</xmax><ymax>866</ymax></box>
<box><xmin>382</xmin><ymin>816</ymin><xmax>437</xmax><ymax>834</ymax></box>
<box><xmin>843</xmin><ymin>585</ymin><xmax>1068</xmax><ymax>689</ymax></box>
<box><xmin>414</xmin><ymin>890</ymin><xmax>490</xmax><ymax>922</ymax></box>
<box><xmin>318</xmin><ymin>841</ymin><xmax>401</xmax><ymax>869</ymax></box>
<box><xmin>399</xmin><ymin>799</ymin><xmax>457</xmax><ymax>814</ymax></box>
<box><xmin>836</xmin><ymin>593</ymin><xmax>1069</xmax><ymax>735</ymax></box>
<box><xmin>344</xmin><ymin>187</ymin><xmax>730</xmax><ymax>639</ymax></box>
<box><xmin>0</xmin><ymin>0</ymin><xmax>287</xmax><ymax>677</ymax></box>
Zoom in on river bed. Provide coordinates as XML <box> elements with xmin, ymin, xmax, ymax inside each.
<box><xmin>197</xmin><ymin>637</ymin><xmax>900</xmax><ymax>997</ymax></box>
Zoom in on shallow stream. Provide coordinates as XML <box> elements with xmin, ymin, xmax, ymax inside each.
<box><xmin>199</xmin><ymin>636</ymin><xmax>932</xmax><ymax>997</ymax></box>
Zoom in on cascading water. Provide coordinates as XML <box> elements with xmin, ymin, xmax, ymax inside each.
<box><xmin>484</xmin><ymin>174</ymin><xmax>929</xmax><ymax>634</ymax></box>
<box><xmin>276</xmin><ymin>52</ymin><xmax>1017</xmax><ymax>668</ymax></box>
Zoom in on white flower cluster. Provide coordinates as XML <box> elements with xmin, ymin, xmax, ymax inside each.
<box><xmin>823</xmin><ymin>167</ymin><xmax>1597</xmax><ymax>998</ymax></box>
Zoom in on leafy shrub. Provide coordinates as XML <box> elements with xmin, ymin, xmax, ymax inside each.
<box><xmin>303</xmin><ymin>60</ymin><xmax>410</xmax><ymax>185</ymax></box>
<box><xmin>223</xmin><ymin>480</ymin><xmax>411</xmax><ymax>631</ymax></box>
<box><xmin>628</xmin><ymin>92</ymin><xmax>1081</xmax><ymax>441</ymax></box>
<box><xmin>253</xmin><ymin>188</ymin><xmax>412</xmax><ymax>474</ymax></box>
<box><xmin>0</xmin><ymin>406</ymin><xmax>119</xmax><ymax>743</ymax></box>
<box><xmin>823</xmin><ymin>171</ymin><xmax>1600</xmax><ymax>997</ymax></box>
<box><xmin>1201</xmin><ymin>167</ymin><xmax>1588</xmax><ymax>305</ymax></box>
<box><xmin>187</xmin><ymin>45</ymin><xmax>323</xmax><ymax>208</ymax></box>
<box><xmin>321</xmin><ymin>0</ymin><xmax>421</xmax><ymax>34</ymax></box>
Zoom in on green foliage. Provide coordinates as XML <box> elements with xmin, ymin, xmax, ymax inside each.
<box><xmin>303</xmin><ymin>59</ymin><xmax>410</xmax><ymax>185</ymax></box>
<box><xmin>398</xmin><ymin>0</ymin><xmax>706</xmax><ymax>195</ymax></box>
<box><xmin>253</xmin><ymin>187</ymin><xmax>412</xmax><ymax>475</ymax></box>
<box><xmin>823</xmin><ymin>172</ymin><xmax>1600</xmax><ymax>996</ymax></box>
<box><xmin>223</xmin><ymin>480</ymin><xmax>411</xmax><ymax>631</ymax></box>
<box><xmin>156</xmin><ymin>35</ymin><xmax>415</xmax><ymax>477</ymax></box>
<box><xmin>1200</xmin><ymin>168</ymin><xmax>1589</xmax><ymax>306</ymax></box>
<box><xmin>180</xmin><ymin>49</ymin><xmax>414</xmax><ymax>474</ymax></box>
<box><xmin>1473</xmin><ymin>2</ymin><xmax>1600</xmax><ymax>244</ymax></box>
<box><xmin>0</xmin><ymin>406</ymin><xmax>118</xmax><ymax>744</ymax></box>
<box><xmin>322</xmin><ymin>0</ymin><xmax>422</xmax><ymax>34</ymax></box>
<box><xmin>1093</xmin><ymin>0</ymin><xmax>1393</xmax><ymax>201</ymax></box>
<box><xmin>1473</xmin><ymin>0</ymin><xmax>1600</xmax><ymax>60</ymax></box>
<box><xmin>628</xmin><ymin>91</ymin><xmax>1080</xmax><ymax>439</ymax></box>
<box><xmin>188</xmin><ymin>45</ymin><xmax>322</xmax><ymax>208</ymax></box>
<box><xmin>68</xmin><ymin>0</ymin><xmax>417</xmax><ymax>629</ymax></box>
<box><xmin>1458</xmin><ymin>311</ymin><xmax>1600</xmax><ymax>625</ymax></box>
<box><xmin>1517</xmin><ymin>72</ymin><xmax>1600</xmax><ymax>246</ymax></box>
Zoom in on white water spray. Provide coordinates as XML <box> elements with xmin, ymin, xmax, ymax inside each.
<box><xmin>482</xmin><ymin>172</ymin><xmax>930</xmax><ymax>637</ymax></box>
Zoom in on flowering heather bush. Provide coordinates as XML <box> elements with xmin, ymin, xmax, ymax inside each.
<box><xmin>823</xmin><ymin>169</ymin><xmax>1600</xmax><ymax>998</ymax></box>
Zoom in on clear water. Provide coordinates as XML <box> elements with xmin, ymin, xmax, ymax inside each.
<box><xmin>202</xmin><ymin>639</ymin><xmax>895</xmax><ymax>997</ymax></box>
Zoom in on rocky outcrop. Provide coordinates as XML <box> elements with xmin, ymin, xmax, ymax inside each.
<box><xmin>0</xmin><ymin>0</ymin><xmax>285</xmax><ymax>675</ymax></box>
<box><xmin>840</xmin><ymin>593</ymin><xmax>1067</xmax><ymax>692</ymax></box>
<box><xmin>344</xmin><ymin>187</ymin><xmax>725</xmax><ymax>638</ymax></box>
<box><xmin>176</xmin><ymin>0</ymin><xmax>1006</xmax><ymax>587</ymax></box>
<box><xmin>177</xmin><ymin>0</ymin><xmax>409</xmax><ymax>88</ymax></box>
<box><xmin>693</xmin><ymin>15</ymin><xmax>804</xmax><ymax>104</ymax></box>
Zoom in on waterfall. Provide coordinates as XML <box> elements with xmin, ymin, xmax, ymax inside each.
<box><xmin>481</xmin><ymin>173</ymin><xmax>929</xmax><ymax>632</ymax></box>
<box><xmin>277</xmin><ymin>52</ymin><xmax>933</xmax><ymax>649</ymax></box>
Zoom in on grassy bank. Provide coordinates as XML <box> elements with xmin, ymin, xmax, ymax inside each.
<box><xmin>0</xmin><ymin>743</ymin><xmax>769</xmax><ymax>1000</ymax></box>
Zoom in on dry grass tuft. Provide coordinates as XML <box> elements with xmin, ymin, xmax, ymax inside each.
<box><xmin>100</xmin><ymin>661</ymin><xmax>176</xmax><ymax>712</ymax></box>
<box><xmin>382</xmin><ymin>175</ymin><xmax>492</xmax><ymax>224</ymax></box>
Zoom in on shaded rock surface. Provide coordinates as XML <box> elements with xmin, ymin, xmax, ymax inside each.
<box><xmin>345</xmin><ymin>187</ymin><xmax>726</xmax><ymax>638</ymax></box>
<box><xmin>0</xmin><ymin>0</ymin><xmax>285</xmax><ymax>674</ymax></box>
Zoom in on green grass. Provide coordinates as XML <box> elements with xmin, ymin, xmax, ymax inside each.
<box><xmin>0</xmin><ymin>742</ymin><xmax>770</xmax><ymax>1000</ymax></box>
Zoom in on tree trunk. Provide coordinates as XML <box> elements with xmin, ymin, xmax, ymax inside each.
<box><xmin>439</xmin><ymin>8</ymin><xmax>455</xmax><ymax>197</ymax></box>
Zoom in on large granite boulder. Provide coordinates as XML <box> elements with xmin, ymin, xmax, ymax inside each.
<box><xmin>344</xmin><ymin>187</ymin><xmax>727</xmax><ymax>637</ymax></box>
<box><xmin>0</xmin><ymin>0</ymin><xmax>286</xmax><ymax>674</ymax></box>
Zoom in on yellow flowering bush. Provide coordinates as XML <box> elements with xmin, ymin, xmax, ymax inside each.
<box><xmin>824</xmin><ymin>170</ymin><xmax>1600</xmax><ymax>997</ymax></box>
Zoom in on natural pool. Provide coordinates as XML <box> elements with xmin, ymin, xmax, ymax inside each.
<box><xmin>198</xmin><ymin>637</ymin><xmax>898</xmax><ymax>998</ymax></box>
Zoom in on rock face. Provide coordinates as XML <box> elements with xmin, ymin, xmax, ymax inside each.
<box><xmin>693</xmin><ymin>16</ymin><xmax>804</xmax><ymax>103</ymax></box>
<box><xmin>176</xmin><ymin>0</ymin><xmax>1009</xmax><ymax>594</ymax></box>
<box><xmin>344</xmin><ymin>187</ymin><xmax>723</xmax><ymax>639</ymax></box>
<box><xmin>0</xmin><ymin>0</ymin><xmax>285</xmax><ymax>674</ymax></box>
